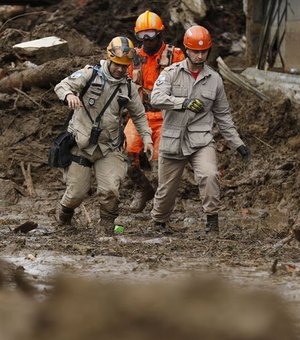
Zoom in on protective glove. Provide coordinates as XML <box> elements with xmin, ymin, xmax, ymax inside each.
<box><xmin>182</xmin><ymin>98</ymin><xmax>203</xmax><ymax>113</ymax></box>
<box><xmin>237</xmin><ymin>145</ymin><xmax>251</xmax><ymax>160</ymax></box>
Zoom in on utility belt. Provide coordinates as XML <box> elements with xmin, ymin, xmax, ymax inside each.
<box><xmin>71</xmin><ymin>155</ymin><xmax>93</xmax><ymax>168</ymax></box>
<box><xmin>143</xmin><ymin>103</ymin><xmax>161</xmax><ymax>112</ymax></box>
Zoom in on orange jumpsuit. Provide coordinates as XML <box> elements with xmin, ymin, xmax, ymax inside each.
<box><xmin>125</xmin><ymin>42</ymin><xmax>185</xmax><ymax>160</ymax></box>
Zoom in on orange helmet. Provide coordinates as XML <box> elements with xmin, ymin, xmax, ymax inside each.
<box><xmin>107</xmin><ymin>36</ymin><xmax>135</xmax><ymax>65</ymax></box>
<box><xmin>183</xmin><ymin>26</ymin><xmax>212</xmax><ymax>50</ymax></box>
<box><xmin>135</xmin><ymin>10</ymin><xmax>164</xmax><ymax>39</ymax></box>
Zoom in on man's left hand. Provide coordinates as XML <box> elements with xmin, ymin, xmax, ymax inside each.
<box><xmin>144</xmin><ymin>143</ymin><xmax>154</xmax><ymax>161</ymax></box>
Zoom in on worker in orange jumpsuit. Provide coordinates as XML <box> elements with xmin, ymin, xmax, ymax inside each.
<box><xmin>125</xmin><ymin>10</ymin><xmax>185</xmax><ymax>213</ymax></box>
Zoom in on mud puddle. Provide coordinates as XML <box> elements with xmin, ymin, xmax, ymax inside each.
<box><xmin>3</xmin><ymin>249</ymin><xmax>300</xmax><ymax>331</ymax></box>
<box><xmin>1</xmin><ymin>202</ymin><xmax>300</xmax><ymax>329</ymax></box>
<box><xmin>3</xmin><ymin>245</ymin><xmax>300</xmax><ymax>324</ymax></box>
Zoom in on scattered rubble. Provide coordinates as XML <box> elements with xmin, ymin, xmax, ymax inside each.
<box><xmin>13</xmin><ymin>36</ymin><xmax>69</xmax><ymax>64</ymax></box>
<box><xmin>0</xmin><ymin>0</ymin><xmax>299</xmax><ymax>333</ymax></box>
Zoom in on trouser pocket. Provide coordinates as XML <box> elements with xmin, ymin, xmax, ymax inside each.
<box><xmin>159</xmin><ymin>128</ymin><xmax>181</xmax><ymax>155</ymax></box>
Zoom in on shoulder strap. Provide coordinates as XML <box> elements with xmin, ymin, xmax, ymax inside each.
<box><xmin>127</xmin><ymin>78</ymin><xmax>132</xmax><ymax>99</ymax></box>
<box><xmin>94</xmin><ymin>83</ymin><xmax>121</xmax><ymax>124</ymax></box>
<box><xmin>64</xmin><ymin>66</ymin><xmax>99</xmax><ymax>127</ymax></box>
<box><xmin>79</xmin><ymin>65</ymin><xmax>99</xmax><ymax>100</ymax></box>
<box><xmin>132</xmin><ymin>49</ymin><xmax>145</xmax><ymax>86</ymax></box>
<box><xmin>159</xmin><ymin>44</ymin><xmax>175</xmax><ymax>67</ymax></box>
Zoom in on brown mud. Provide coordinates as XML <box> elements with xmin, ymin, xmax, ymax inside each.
<box><xmin>0</xmin><ymin>0</ymin><xmax>300</xmax><ymax>337</ymax></box>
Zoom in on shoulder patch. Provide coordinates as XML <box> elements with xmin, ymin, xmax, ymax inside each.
<box><xmin>156</xmin><ymin>74</ymin><xmax>166</xmax><ymax>86</ymax></box>
<box><xmin>83</xmin><ymin>64</ymin><xmax>93</xmax><ymax>70</ymax></box>
<box><xmin>70</xmin><ymin>70</ymin><xmax>84</xmax><ymax>79</ymax></box>
<box><xmin>166</xmin><ymin>64</ymin><xmax>178</xmax><ymax>71</ymax></box>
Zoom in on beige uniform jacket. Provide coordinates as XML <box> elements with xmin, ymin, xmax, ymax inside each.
<box><xmin>55</xmin><ymin>60</ymin><xmax>152</xmax><ymax>157</ymax></box>
<box><xmin>150</xmin><ymin>59</ymin><xmax>244</xmax><ymax>159</ymax></box>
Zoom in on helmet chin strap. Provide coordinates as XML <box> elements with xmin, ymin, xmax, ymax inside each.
<box><xmin>108</xmin><ymin>60</ymin><xmax>112</xmax><ymax>72</ymax></box>
<box><xmin>187</xmin><ymin>54</ymin><xmax>204</xmax><ymax>67</ymax></box>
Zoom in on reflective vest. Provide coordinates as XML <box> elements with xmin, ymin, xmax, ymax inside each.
<box><xmin>128</xmin><ymin>42</ymin><xmax>185</xmax><ymax>106</ymax></box>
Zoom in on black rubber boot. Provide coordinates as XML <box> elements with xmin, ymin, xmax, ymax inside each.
<box><xmin>205</xmin><ymin>214</ymin><xmax>219</xmax><ymax>233</ymax></box>
<box><xmin>147</xmin><ymin>221</ymin><xmax>174</xmax><ymax>235</ymax></box>
<box><xmin>128</xmin><ymin>166</ymin><xmax>155</xmax><ymax>213</ymax></box>
<box><xmin>100</xmin><ymin>215</ymin><xmax>116</xmax><ymax>236</ymax></box>
<box><xmin>58</xmin><ymin>205</ymin><xmax>74</xmax><ymax>225</ymax></box>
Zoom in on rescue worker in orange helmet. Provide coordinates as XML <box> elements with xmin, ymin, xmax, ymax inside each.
<box><xmin>150</xmin><ymin>26</ymin><xmax>250</xmax><ymax>234</ymax></box>
<box><xmin>124</xmin><ymin>10</ymin><xmax>185</xmax><ymax>213</ymax></box>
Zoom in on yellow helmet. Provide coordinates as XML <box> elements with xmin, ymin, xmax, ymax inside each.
<box><xmin>107</xmin><ymin>36</ymin><xmax>135</xmax><ymax>65</ymax></box>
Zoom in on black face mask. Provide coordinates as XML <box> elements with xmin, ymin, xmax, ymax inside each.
<box><xmin>143</xmin><ymin>35</ymin><xmax>163</xmax><ymax>55</ymax></box>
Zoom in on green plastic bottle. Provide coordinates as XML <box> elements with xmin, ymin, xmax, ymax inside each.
<box><xmin>114</xmin><ymin>225</ymin><xmax>124</xmax><ymax>234</ymax></box>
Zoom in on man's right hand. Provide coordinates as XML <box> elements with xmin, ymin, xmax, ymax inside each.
<box><xmin>182</xmin><ymin>98</ymin><xmax>203</xmax><ymax>113</ymax></box>
<box><xmin>237</xmin><ymin>145</ymin><xmax>251</xmax><ymax>161</ymax></box>
<box><xmin>66</xmin><ymin>94</ymin><xmax>82</xmax><ymax>110</ymax></box>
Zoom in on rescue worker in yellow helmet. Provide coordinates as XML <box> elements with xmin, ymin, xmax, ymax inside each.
<box><xmin>124</xmin><ymin>10</ymin><xmax>185</xmax><ymax>213</ymax></box>
<box><xmin>54</xmin><ymin>36</ymin><xmax>153</xmax><ymax>234</ymax></box>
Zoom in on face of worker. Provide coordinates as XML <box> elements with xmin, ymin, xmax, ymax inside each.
<box><xmin>142</xmin><ymin>36</ymin><xmax>160</xmax><ymax>50</ymax></box>
<box><xmin>186</xmin><ymin>48</ymin><xmax>209</xmax><ymax>65</ymax></box>
<box><xmin>109</xmin><ymin>61</ymin><xmax>129</xmax><ymax>79</ymax></box>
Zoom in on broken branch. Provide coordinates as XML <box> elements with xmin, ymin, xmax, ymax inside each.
<box><xmin>252</xmin><ymin>135</ymin><xmax>274</xmax><ymax>149</ymax></box>
<box><xmin>81</xmin><ymin>204</ymin><xmax>92</xmax><ymax>225</ymax></box>
<box><xmin>13</xmin><ymin>87</ymin><xmax>44</xmax><ymax>109</ymax></box>
<box><xmin>217</xmin><ymin>57</ymin><xmax>270</xmax><ymax>101</ymax></box>
<box><xmin>20</xmin><ymin>161</ymin><xmax>36</xmax><ymax>197</ymax></box>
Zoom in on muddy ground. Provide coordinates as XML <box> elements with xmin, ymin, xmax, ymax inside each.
<box><xmin>0</xmin><ymin>0</ymin><xmax>300</xmax><ymax>338</ymax></box>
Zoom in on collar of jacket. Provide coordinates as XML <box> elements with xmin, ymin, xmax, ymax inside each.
<box><xmin>139</xmin><ymin>41</ymin><xmax>166</xmax><ymax>58</ymax></box>
<box><xmin>100</xmin><ymin>59</ymin><xmax>129</xmax><ymax>85</ymax></box>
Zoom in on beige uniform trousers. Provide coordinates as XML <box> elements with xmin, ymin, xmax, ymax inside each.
<box><xmin>61</xmin><ymin>146</ymin><xmax>127</xmax><ymax>218</ymax></box>
<box><xmin>151</xmin><ymin>143</ymin><xmax>220</xmax><ymax>223</ymax></box>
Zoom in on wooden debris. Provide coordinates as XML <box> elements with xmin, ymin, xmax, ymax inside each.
<box><xmin>13</xmin><ymin>87</ymin><xmax>44</xmax><ymax>109</ymax></box>
<box><xmin>270</xmin><ymin>259</ymin><xmax>278</xmax><ymax>274</ymax></box>
<box><xmin>14</xmin><ymin>221</ymin><xmax>38</xmax><ymax>233</ymax></box>
<box><xmin>81</xmin><ymin>204</ymin><xmax>92</xmax><ymax>225</ymax></box>
<box><xmin>271</xmin><ymin>234</ymin><xmax>294</xmax><ymax>251</ymax></box>
<box><xmin>20</xmin><ymin>161</ymin><xmax>36</xmax><ymax>197</ymax></box>
<box><xmin>0</xmin><ymin>58</ymin><xmax>82</xmax><ymax>93</ymax></box>
<box><xmin>0</xmin><ymin>9</ymin><xmax>48</xmax><ymax>32</ymax></box>
<box><xmin>217</xmin><ymin>56</ymin><xmax>270</xmax><ymax>101</ymax></box>
<box><xmin>0</xmin><ymin>5</ymin><xmax>25</xmax><ymax>19</ymax></box>
<box><xmin>252</xmin><ymin>135</ymin><xmax>274</xmax><ymax>149</ymax></box>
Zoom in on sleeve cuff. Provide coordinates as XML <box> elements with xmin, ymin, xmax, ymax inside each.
<box><xmin>173</xmin><ymin>97</ymin><xmax>186</xmax><ymax>110</ymax></box>
<box><xmin>142</xmin><ymin>136</ymin><xmax>153</xmax><ymax>145</ymax></box>
<box><xmin>63</xmin><ymin>92</ymin><xmax>73</xmax><ymax>102</ymax></box>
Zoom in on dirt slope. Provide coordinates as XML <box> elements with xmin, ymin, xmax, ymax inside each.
<box><xmin>0</xmin><ymin>0</ymin><xmax>300</xmax><ymax>294</ymax></box>
<box><xmin>1</xmin><ymin>1</ymin><xmax>300</xmax><ymax>336</ymax></box>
